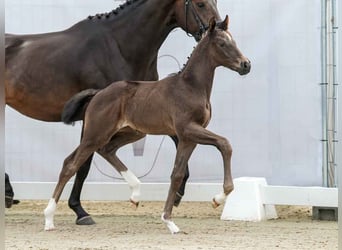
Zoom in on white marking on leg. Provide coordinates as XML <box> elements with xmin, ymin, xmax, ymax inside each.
<box><xmin>161</xmin><ymin>213</ymin><xmax>180</xmax><ymax>234</ymax></box>
<box><xmin>212</xmin><ymin>192</ymin><xmax>227</xmax><ymax>207</ymax></box>
<box><xmin>44</xmin><ymin>198</ymin><xmax>57</xmax><ymax>231</ymax></box>
<box><xmin>121</xmin><ymin>170</ymin><xmax>141</xmax><ymax>203</ymax></box>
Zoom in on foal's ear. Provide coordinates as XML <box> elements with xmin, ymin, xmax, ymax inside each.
<box><xmin>219</xmin><ymin>15</ymin><xmax>229</xmax><ymax>30</ymax></box>
<box><xmin>208</xmin><ymin>16</ymin><xmax>216</xmax><ymax>33</ymax></box>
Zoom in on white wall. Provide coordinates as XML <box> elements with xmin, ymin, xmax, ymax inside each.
<box><xmin>5</xmin><ymin>0</ymin><xmax>322</xmax><ymax>186</ymax></box>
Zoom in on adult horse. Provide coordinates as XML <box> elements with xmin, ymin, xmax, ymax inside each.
<box><xmin>5</xmin><ymin>0</ymin><xmax>222</xmax><ymax>225</ymax></box>
<box><xmin>46</xmin><ymin>15</ymin><xmax>251</xmax><ymax>233</ymax></box>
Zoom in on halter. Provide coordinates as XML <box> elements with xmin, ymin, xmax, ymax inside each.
<box><xmin>184</xmin><ymin>0</ymin><xmax>208</xmax><ymax>41</ymax></box>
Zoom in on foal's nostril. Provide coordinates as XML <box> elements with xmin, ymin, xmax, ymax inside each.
<box><xmin>242</xmin><ymin>61</ymin><xmax>250</xmax><ymax>69</ymax></box>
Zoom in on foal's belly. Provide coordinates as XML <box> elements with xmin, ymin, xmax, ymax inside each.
<box><xmin>125</xmin><ymin>110</ymin><xmax>175</xmax><ymax>136</ymax></box>
<box><xmin>127</xmin><ymin>119</ymin><xmax>175</xmax><ymax>136</ymax></box>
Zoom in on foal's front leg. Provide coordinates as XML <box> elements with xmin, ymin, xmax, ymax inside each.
<box><xmin>169</xmin><ymin>135</ymin><xmax>190</xmax><ymax>207</ymax></box>
<box><xmin>162</xmin><ymin>141</ymin><xmax>196</xmax><ymax>234</ymax></box>
<box><xmin>184</xmin><ymin>124</ymin><xmax>234</xmax><ymax>208</ymax></box>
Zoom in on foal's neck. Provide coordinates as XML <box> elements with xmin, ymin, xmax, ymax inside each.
<box><xmin>180</xmin><ymin>40</ymin><xmax>217</xmax><ymax>98</ymax></box>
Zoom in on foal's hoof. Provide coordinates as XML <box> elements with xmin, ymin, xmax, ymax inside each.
<box><xmin>76</xmin><ymin>215</ymin><xmax>96</xmax><ymax>225</ymax></box>
<box><xmin>44</xmin><ymin>225</ymin><xmax>56</xmax><ymax>231</ymax></box>
<box><xmin>130</xmin><ymin>199</ymin><xmax>139</xmax><ymax>209</ymax></box>
<box><xmin>161</xmin><ymin>213</ymin><xmax>180</xmax><ymax>234</ymax></box>
<box><xmin>211</xmin><ymin>198</ymin><xmax>221</xmax><ymax>209</ymax></box>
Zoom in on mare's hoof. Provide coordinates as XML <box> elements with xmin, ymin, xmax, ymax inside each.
<box><xmin>76</xmin><ymin>215</ymin><xmax>96</xmax><ymax>225</ymax></box>
<box><xmin>211</xmin><ymin>198</ymin><xmax>221</xmax><ymax>208</ymax></box>
<box><xmin>5</xmin><ymin>195</ymin><xmax>13</xmax><ymax>208</ymax></box>
<box><xmin>13</xmin><ymin>199</ymin><xmax>20</xmax><ymax>205</ymax></box>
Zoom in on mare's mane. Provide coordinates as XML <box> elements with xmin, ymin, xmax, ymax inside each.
<box><xmin>87</xmin><ymin>0</ymin><xmax>141</xmax><ymax>20</ymax></box>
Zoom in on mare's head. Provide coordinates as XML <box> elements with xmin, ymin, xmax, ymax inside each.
<box><xmin>174</xmin><ymin>0</ymin><xmax>221</xmax><ymax>41</ymax></box>
<box><xmin>206</xmin><ymin>15</ymin><xmax>251</xmax><ymax>75</ymax></box>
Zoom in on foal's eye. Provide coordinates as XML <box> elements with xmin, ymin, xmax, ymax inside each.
<box><xmin>197</xmin><ymin>2</ymin><xmax>205</xmax><ymax>8</ymax></box>
<box><xmin>219</xmin><ymin>41</ymin><xmax>225</xmax><ymax>47</ymax></box>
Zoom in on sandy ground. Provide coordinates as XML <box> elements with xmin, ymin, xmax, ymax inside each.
<box><xmin>5</xmin><ymin>200</ymin><xmax>338</xmax><ymax>250</ymax></box>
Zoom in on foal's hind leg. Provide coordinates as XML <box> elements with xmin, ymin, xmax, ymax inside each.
<box><xmin>97</xmin><ymin>128</ymin><xmax>146</xmax><ymax>207</ymax></box>
<box><xmin>44</xmin><ymin>144</ymin><xmax>97</xmax><ymax>231</ymax></box>
<box><xmin>170</xmin><ymin>136</ymin><xmax>190</xmax><ymax>207</ymax></box>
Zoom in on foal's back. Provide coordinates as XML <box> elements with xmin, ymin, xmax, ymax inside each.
<box><xmin>85</xmin><ymin>75</ymin><xmax>185</xmax><ymax>136</ymax></box>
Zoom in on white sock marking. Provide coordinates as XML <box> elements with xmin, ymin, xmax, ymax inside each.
<box><xmin>121</xmin><ymin>170</ymin><xmax>141</xmax><ymax>202</ymax></box>
<box><xmin>214</xmin><ymin>192</ymin><xmax>227</xmax><ymax>205</ymax></box>
<box><xmin>161</xmin><ymin>213</ymin><xmax>180</xmax><ymax>234</ymax></box>
<box><xmin>44</xmin><ymin>198</ymin><xmax>57</xmax><ymax>231</ymax></box>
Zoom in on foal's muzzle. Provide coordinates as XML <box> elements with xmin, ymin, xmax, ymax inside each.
<box><xmin>239</xmin><ymin>60</ymin><xmax>251</xmax><ymax>75</ymax></box>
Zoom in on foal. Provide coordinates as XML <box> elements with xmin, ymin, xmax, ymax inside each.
<box><xmin>45</xmin><ymin>16</ymin><xmax>251</xmax><ymax>233</ymax></box>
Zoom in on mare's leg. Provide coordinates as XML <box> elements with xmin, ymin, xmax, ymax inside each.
<box><xmin>170</xmin><ymin>136</ymin><xmax>190</xmax><ymax>207</ymax></box>
<box><xmin>68</xmin><ymin>121</ymin><xmax>95</xmax><ymax>225</ymax></box>
<box><xmin>162</xmin><ymin>141</ymin><xmax>197</xmax><ymax>234</ymax></box>
<box><xmin>68</xmin><ymin>154</ymin><xmax>95</xmax><ymax>225</ymax></box>
<box><xmin>5</xmin><ymin>173</ymin><xmax>14</xmax><ymax>208</ymax></box>
<box><xmin>97</xmin><ymin>128</ymin><xmax>145</xmax><ymax>207</ymax></box>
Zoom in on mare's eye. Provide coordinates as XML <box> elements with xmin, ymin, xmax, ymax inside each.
<box><xmin>197</xmin><ymin>2</ymin><xmax>205</xmax><ymax>8</ymax></box>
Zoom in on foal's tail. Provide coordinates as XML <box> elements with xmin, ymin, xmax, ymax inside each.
<box><xmin>62</xmin><ymin>89</ymin><xmax>100</xmax><ymax>124</ymax></box>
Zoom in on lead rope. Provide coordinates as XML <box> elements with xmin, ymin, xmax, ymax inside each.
<box><xmin>94</xmin><ymin>136</ymin><xmax>166</xmax><ymax>180</ymax></box>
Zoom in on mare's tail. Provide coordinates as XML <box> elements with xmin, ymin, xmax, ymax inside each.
<box><xmin>62</xmin><ymin>89</ymin><xmax>100</xmax><ymax>124</ymax></box>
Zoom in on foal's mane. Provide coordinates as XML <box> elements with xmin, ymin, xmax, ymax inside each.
<box><xmin>178</xmin><ymin>24</ymin><xmax>224</xmax><ymax>74</ymax></box>
<box><xmin>87</xmin><ymin>0</ymin><xmax>141</xmax><ymax>20</ymax></box>
<box><xmin>178</xmin><ymin>30</ymin><xmax>211</xmax><ymax>74</ymax></box>
<box><xmin>178</xmin><ymin>47</ymin><xmax>196</xmax><ymax>74</ymax></box>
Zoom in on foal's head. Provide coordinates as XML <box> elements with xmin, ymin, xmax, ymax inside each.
<box><xmin>207</xmin><ymin>15</ymin><xmax>251</xmax><ymax>75</ymax></box>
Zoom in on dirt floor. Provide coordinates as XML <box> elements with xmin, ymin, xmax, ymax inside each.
<box><xmin>5</xmin><ymin>200</ymin><xmax>338</xmax><ymax>250</ymax></box>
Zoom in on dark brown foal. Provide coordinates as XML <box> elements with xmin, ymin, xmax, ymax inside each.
<box><xmin>45</xmin><ymin>15</ymin><xmax>251</xmax><ymax>233</ymax></box>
